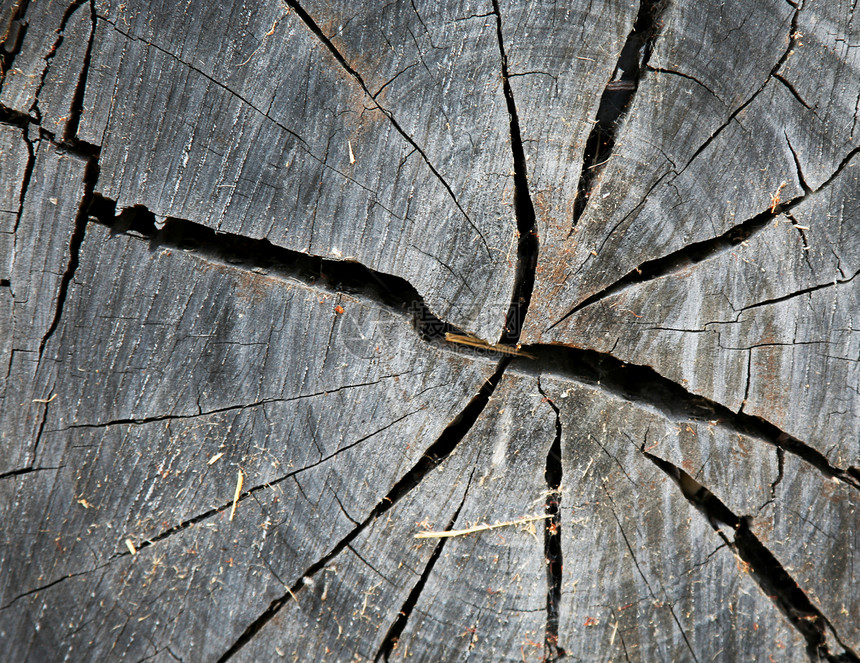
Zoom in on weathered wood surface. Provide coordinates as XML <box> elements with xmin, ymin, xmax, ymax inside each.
<box><xmin>1</xmin><ymin>0</ymin><xmax>859</xmax><ymax>662</ymax></box>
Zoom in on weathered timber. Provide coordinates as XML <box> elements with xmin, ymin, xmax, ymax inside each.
<box><xmin>1</xmin><ymin>0</ymin><xmax>859</xmax><ymax>662</ymax></box>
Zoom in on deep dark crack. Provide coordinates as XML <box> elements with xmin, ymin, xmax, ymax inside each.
<box><xmin>512</xmin><ymin>345</ymin><xmax>860</xmax><ymax>492</ymax></box>
<box><xmin>215</xmin><ymin>360</ymin><xmax>508</xmax><ymax>661</ymax></box>
<box><xmin>28</xmin><ymin>0</ymin><xmax>87</xmax><ymax>122</ymax></box>
<box><xmin>0</xmin><ymin>0</ymin><xmax>31</xmax><ymax>87</ymax></box>
<box><xmin>537</xmin><ymin>379</ymin><xmax>564</xmax><ymax>661</ymax></box>
<box><xmin>374</xmin><ymin>469</ymin><xmax>475</xmax><ymax>662</ymax></box>
<box><xmin>88</xmin><ymin>196</ymin><xmax>512</xmax><ymax>354</ymax></box>
<box><xmin>641</xmin><ymin>450</ymin><xmax>859</xmax><ymax>662</ymax></box>
<box><xmin>0</xmin><ymin>464</ymin><xmax>62</xmax><ymax>480</ymax></box>
<box><xmin>569</xmin><ymin>0</ymin><xmax>667</xmax><ymax>232</ymax></box>
<box><xmin>63</xmin><ymin>0</ymin><xmax>96</xmax><ymax>142</ymax></box>
<box><xmin>491</xmin><ymin>0</ymin><xmax>538</xmax><ymax>347</ymax></box>
<box><xmin>38</xmin><ymin>154</ymin><xmax>98</xmax><ymax>357</ymax></box>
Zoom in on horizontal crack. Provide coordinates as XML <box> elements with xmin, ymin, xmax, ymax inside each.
<box><xmin>55</xmin><ymin>373</ymin><xmax>418</xmax><ymax>431</ymax></box>
<box><xmin>89</xmin><ymin>197</ymin><xmax>505</xmax><ymax>352</ymax></box>
<box><xmin>739</xmin><ymin>268</ymin><xmax>860</xmax><ymax>312</ymax></box>
<box><xmin>511</xmin><ymin>345</ymin><xmax>860</xmax><ymax>492</ymax></box>
<box><xmin>0</xmin><ymin>465</ymin><xmax>63</xmax><ymax>480</ymax></box>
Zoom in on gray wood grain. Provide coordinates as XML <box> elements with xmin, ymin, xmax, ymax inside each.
<box><xmin>525</xmin><ymin>0</ymin><xmax>858</xmax><ymax>339</ymax></box>
<box><xmin>540</xmin><ymin>376</ymin><xmax>809</xmax><ymax>662</ymax></box>
<box><xmin>77</xmin><ymin>0</ymin><xmax>517</xmax><ymax>340</ymax></box>
<box><xmin>0</xmin><ymin>138</ymin><xmax>87</xmax><ymax>474</ymax></box>
<box><xmin>2</xmin><ymin>0</ymin><xmax>859</xmax><ymax>661</ymax></box>
<box><xmin>547</xmin><ymin>156</ymin><xmax>860</xmax><ymax>467</ymax></box>
<box><xmin>1</xmin><ymin>223</ymin><xmax>496</xmax><ymax>660</ymax></box>
<box><xmin>1</xmin><ymin>0</ymin><xmax>73</xmax><ymax>115</ymax></box>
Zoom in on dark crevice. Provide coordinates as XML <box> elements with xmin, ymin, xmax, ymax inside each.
<box><xmin>0</xmin><ymin>102</ymin><xmax>33</xmax><ymax>128</ymax></box>
<box><xmin>641</xmin><ymin>451</ymin><xmax>859</xmax><ymax>662</ymax></box>
<box><xmin>569</xmin><ymin>0</ymin><xmax>666</xmax><ymax>231</ymax></box>
<box><xmin>89</xmin><ymin>195</ymin><xmax>517</xmax><ymax>355</ymax></box>
<box><xmin>785</xmin><ymin>132</ymin><xmax>812</xmax><ymax>194</ymax></box>
<box><xmin>739</xmin><ymin>352</ymin><xmax>752</xmax><ymax>415</ymax></box>
<box><xmin>550</xmin><ymin>141</ymin><xmax>860</xmax><ymax>330</ymax></box>
<box><xmin>549</xmin><ymin>200</ymin><xmax>803</xmax><ymax>330</ymax></box>
<box><xmin>510</xmin><ymin>345</ymin><xmax>860</xmax><ymax>492</ymax></box>
<box><xmin>29</xmin><ymin>0</ymin><xmax>87</xmax><ymax>122</ymax></box>
<box><xmin>490</xmin><ymin>0</ymin><xmax>537</xmax><ymax>347</ymax></box>
<box><xmin>775</xmin><ymin>73</ymin><xmax>814</xmax><ymax>112</ymax></box>
<box><xmin>770</xmin><ymin>447</ymin><xmax>786</xmax><ymax>500</ymax></box>
<box><xmin>0</xmin><ymin>464</ymin><xmax>62</xmax><ymax>480</ymax></box>
<box><xmin>10</xmin><ymin>115</ymin><xmax>36</xmax><ymax>240</ymax></box>
<box><xmin>216</xmin><ymin>360</ymin><xmax>508</xmax><ymax>661</ymax></box>
<box><xmin>283</xmin><ymin>0</ymin><xmax>491</xmax><ymax>257</ymax></box>
<box><xmin>537</xmin><ymin>379</ymin><xmax>565</xmax><ymax>662</ymax></box>
<box><xmin>0</xmin><ymin>0</ymin><xmax>31</xmax><ymax>88</ymax></box>
<box><xmin>38</xmin><ymin>155</ymin><xmax>98</xmax><ymax>357</ymax></box>
<box><xmin>374</xmin><ymin>469</ymin><xmax>475</xmax><ymax>662</ymax></box>
<box><xmin>643</xmin><ymin>451</ymin><xmax>740</xmax><ymax>530</ymax></box>
<box><xmin>63</xmin><ymin>0</ymin><xmax>96</xmax><ymax>142</ymax></box>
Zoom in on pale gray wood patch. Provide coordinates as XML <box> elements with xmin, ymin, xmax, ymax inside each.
<box><xmin>389</xmin><ymin>374</ymin><xmax>555</xmax><ymax>662</ymax></box>
<box><xmin>524</xmin><ymin>0</ymin><xmax>859</xmax><ymax>341</ymax></box>
<box><xmin>548</xmin><ymin>155</ymin><xmax>860</xmax><ymax>467</ymax></box>
<box><xmin>498</xmin><ymin>0</ymin><xmax>636</xmax><ymax>241</ymax></box>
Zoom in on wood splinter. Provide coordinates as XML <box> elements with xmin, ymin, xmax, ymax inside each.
<box><xmin>444</xmin><ymin>333</ymin><xmax>536</xmax><ymax>359</ymax></box>
<box><xmin>229</xmin><ymin>470</ymin><xmax>244</xmax><ymax>521</ymax></box>
<box><xmin>414</xmin><ymin>514</ymin><xmax>551</xmax><ymax>539</ymax></box>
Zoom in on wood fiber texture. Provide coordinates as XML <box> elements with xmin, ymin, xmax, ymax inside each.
<box><xmin>1</xmin><ymin>0</ymin><xmax>858</xmax><ymax>662</ymax></box>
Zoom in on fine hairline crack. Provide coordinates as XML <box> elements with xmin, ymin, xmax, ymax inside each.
<box><xmin>215</xmin><ymin>359</ymin><xmax>509</xmax><ymax>661</ymax></box>
<box><xmin>282</xmin><ymin>0</ymin><xmax>492</xmax><ymax>257</ymax></box>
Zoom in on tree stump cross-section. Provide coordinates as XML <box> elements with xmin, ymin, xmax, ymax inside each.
<box><xmin>1</xmin><ymin>0</ymin><xmax>859</xmax><ymax>661</ymax></box>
